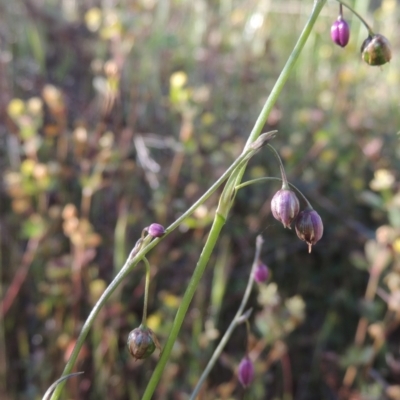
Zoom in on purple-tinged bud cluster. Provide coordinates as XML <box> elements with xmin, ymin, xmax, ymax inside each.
<box><xmin>331</xmin><ymin>16</ymin><xmax>350</xmax><ymax>48</ymax></box>
<box><xmin>295</xmin><ymin>209</ymin><xmax>324</xmax><ymax>253</ymax></box>
<box><xmin>147</xmin><ymin>223</ymin><xmax>165</xmax><ymax>238</ymax></box>
<box><xmin>361</xmin><ymin>34</ymin><xmax>392</xmax><ymax>66</ymax></box>
<box><xmin>238</xmin><ymin>357</ymin><xmax>254</xmax><ymax>388</ymax></box>
<box><xmin>271</xmin><ymin>189</ymin><xmax>300</xmax><ymax>229</ymax></box>
<box><xmin>254</xmin><ymin>262</ymin><xmax>269</xmax><ymax>283</ymax></box>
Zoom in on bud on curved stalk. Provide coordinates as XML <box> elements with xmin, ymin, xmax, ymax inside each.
<box><xmin>295</xmin><ymin>208</ymin><xmax>323</xmax><ymax>253</ymax></box>
<box><xmin>271</xmin><ymin>188</ymin><xmax>300</xmax><ymax>229</ymax></box>
<box><xmin>127</xmin><ymin>325</ymin><xmax>161</xmax><ymax>360</ymax></box>
<box><xmin>254</xmin><ymin>262</ymin><xmax>269</xmax><ymax>283</ymax></box>
<box><xmin>331</xmin><ymin>16</ymin><xmax>350</xmax><ymax>48</ymax></box>
<box><xmin>238</xmin><ymin>356</ymin><xmax>254</xmax><ymax>388</ymax></box>
<box><xmin>361</xmin><ymin>34</ymin><xmax>392</xmax><ymax>66</ymax></box>
<box><xmin>147</xmin><ymin>223</ymin><xmax>165</xmax><ymax>238</ymax></box>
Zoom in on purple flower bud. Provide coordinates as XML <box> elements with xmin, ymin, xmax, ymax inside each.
<box><xmin>361</xmin><ymin>34</ymin><xmax>392</xmax><ymax>66</ymax></box>
<box><xmin>254</xmin><ymin>262</ymin><xmax>269</xmax><ymax>283</ymax></box>
<box><xmin>331</xmin><ymin>17</ymin><xmax>350</xmax><ymax>48</ymax></box>
<box><xmin>238</xmin><ymin>357</ymin><xmax>254</xmax><ymax>388</ymax></box>
<box><xmin>295</xmin><ymin>209</ymin><xmax>323</xmax><ymax>253</ymax></box>
<box><xmin>271</xmin><ymin>189</ymin><xmax>300</xmax><ymax>229</ymax></box>
<box><xmin>127</xmin><ymin>325</ymin><xmax>157</xmax><ymax>360</ymax></box>
<box><xmin>147</xmin><ymin>223</ymin><xmax>165</xmax><ymax>238</ymax></box>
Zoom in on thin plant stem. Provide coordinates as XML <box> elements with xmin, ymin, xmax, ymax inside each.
<box><xmin>142</xmin><ymin>257</ymin><xmax>151</xmax><ymax>325</ymax></box>
<box><xmin>49</xmin><ymin>140</ymin><xmax>259</xmax><ymax>400</ymax></box>
<box><xmin>245</xmin><ymin>319</ymin><xmax>251</xmax><ymax>354</ymax></box>
<box><xmin>342</xmin><ymin>250</ymin><xmax>391</xmax><ymax>389</ymax></box>
<box><xmin>142</xmin><ymin>212</ymin><xmax>227</xmax><ymax>400</ymax></box>
<box><xmin>142</xmin><ymin>2</ymin><xmax>327</xmax><ymax>398</ymax></box>
<box><xmin>243</xmin><ymin>0</ymin><xmax>327</xmax><ymax>151</ymax></box>
<box><xmin>235</xmin><ymin>177</ymin><xmax>312</xmax><ymax>209</ymax></box>
<box><xmin>50</xmin><ymin>0</ymin><xmax>327</xmax><ymax>397</ymax></box>
<box><xmin>43</xmin><ymin>373</ymin><xmax>84</xmax><ymax>400</ymax></box>
<box><xmin>335</xmin><ymin>0</ymin><xmax>374</xmax><ymax>35</ymax></box>
<box><xmin>189</xmin><ymin>236</ymin><xmax>264</xmax><ymax>400</ymax></box>
<box><xmin>267</xmin><ymin>144</ymin><xmax>289</xmax><ymax>188</ymax></box>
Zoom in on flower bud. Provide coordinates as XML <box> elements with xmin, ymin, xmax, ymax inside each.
<box><xmin>271</xmin><ymin>189</ymin><xmax>300</xmax><ymax>229</ymax></box>
<box><xmin>147</xmin><ymin>223</ymin><xmax>165</xmax><ymax>238</ymax></box>
<box><xmin>361</xmin><ymin>34</ymin><xmax>392</xmax><ymax>66</ymax></box>
<box><xmin>238</xmin><ymin>357</ymin><xmax>254</xmax><ymax>388</ymax></box>
<box><xmin>127</xmin><ymin>325</ymin><xmax>158</xmax><ymax>360</ymax></box>
<box><xmin>331</xmin><ymin>16</ymin><xmax>350</xmax><ymax>48</ymax></box>
<box><xmin>295</xmin><ymin>208</ymin><xmax>323</xmax><ymax>253</ymax></box>
<box><xmin>254</xmin><ymin>262</ymin><xmax>269</xmax><ymax>283</ymax></box>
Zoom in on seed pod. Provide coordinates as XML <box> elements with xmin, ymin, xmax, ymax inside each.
<box><xmin>331</xmin><ymin>16</ymin><xmax>350</xmax><ymax>48</ymax></box>
<box><xmin>127</xmin><ymin>325</ymin><xmax>160</xmax><ymax>360</ymax></box>
<box><xmin>147</xmin><ymin>223</ymin><xmax>165</xmax><ymax>238</ymax></box>
<box><xmin>361</xmin><ymin>34</ymin><xmax>392</xmax><ymax>66</ymax></box>
<box><xmin>271</xmin><ymin>189</ymin><xmax>300</xmax><ymax>229</ymax></box>
<box><xmin>238</xmin><ymin>357</ymin><xmax>254</xmax><ymax>388</ymax></box>
<box><xmin>254</xmin><ymin>262</ymin><xmax>269</xmax><ymax>283</ymax></box>
<box><xmin>295</xmin><ymin>209</ymin><xmax>323</xmax><ymax>253</ymax></box>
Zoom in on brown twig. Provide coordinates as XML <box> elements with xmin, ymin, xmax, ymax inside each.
<box><xmin>0</xmin><ymin>237</ymin><xmax>40</xmax><ymax>317</ymax></box>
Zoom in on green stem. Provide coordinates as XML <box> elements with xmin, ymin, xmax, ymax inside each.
<box><xmin>49</xmin><ymin>145</ymin><xmax>258</xmax><ymax>400</ymax></box>
<box><xmin>189</xmin><ymin>236</ymin><xmax>264</xmax><ymax>400</ymax></box>
<box><xmin>335</xmin><ymin>0</ymin><xmax>374</xmax><ymax>35</ymax></box>
<box><xmin>50</xmin><ymin>0</ymin><xmax>326</xmax><ymax>397</ymax></box>
<box><xmin>142</xmin><ymin>257</ymin><xmax>151</xmax><ymax>325</ymax></box>
<box><xmin>235</xmin><ymin>177</ymin><xmax>312</xmax><ymax>209</ymax></box>
<box><xmin>243</xmin><ymin>0</ymin><xmax>327</xmax><ymax>151</ymax></box>
<box><xmin>142</xmin><ymin>213</ymin><xmax>227</xmax><ymax>400</ymax></box>
<box><xmin>142</xmin><ymin>2</ymin><xmax>326</xmax><ymax>397</ymax></box>
<box><xmin>267</xmin><ymin>144</ymin><xmax>289</xmax><ymax>189</ymax></box>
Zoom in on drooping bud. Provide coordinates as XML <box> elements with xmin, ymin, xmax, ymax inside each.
<box><xmin>331</xmin><ymin>16</ymin><xmax>350</xmax><ymax>48</ymax></box>
<box><xmin>147</xmin><ymin>223</ymin><xmax>165</xmax><ymax>238</ymax></box>
<box><xmin>127</xmin><ymin>325</ymin><xmax>160</xmax><ymax>360</ymax></box>
<box><xmin>361</xmin><ymin>34</ymin><xmax>392</xmax><ymax>66</ymax></box>
<box><xmin>295</xmin><ymin>208</ymin><xmax>323</xmax><ymax>253</ymax></box>
<box><xmin>238</xmin><ymin>357</ymin><xmax>254</xmax><ymax>388</ymax></box>
<box><xmin>271</xmin><ymin>189</ymin><xmax>300</xmax><ymax>229</ymax></box>
<box><xmin>254</xmin><ymin>262</ymin><xmax>269</xmax><ymax>283</ymax></box>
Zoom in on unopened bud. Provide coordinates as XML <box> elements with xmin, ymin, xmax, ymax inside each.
<box><xmin>254</xmin><ymin>262</ymin><xmax>269</xmax><ymax>283</ymax></box>
<box><xmin>238</xmin><ymin>357</ymin><xmax>254</xmax><ymax>388</ymax></box>
<box><xmin>331</xmin><ymin>16</ymin><xmax>350</xmax><ymax>48</ymax></box>
<box><xmin>147</xmin><ymin>223</ymin><xmax>165</xmax><ymax>238</ymax></box>
<box><xmin>271</xmin><ymin>189</ymin><xmax>300</xmax><ymax>229</ymax></box>
<box><xmin>127</xmin><ymin>325</ymin><xmax>159</xmax><ymax>360</ymax></box>
<box><xmin>295</xmin><ymin>208</ymin><xmax>323</xmax><ymax>253</ymax></box>
<box><xmin>361</xmin><ymin>34</ymin><xmax>392</xmax><ymax>66</ymax></box>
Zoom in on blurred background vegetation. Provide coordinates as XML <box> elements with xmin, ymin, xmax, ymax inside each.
<box><xmin>1</xmin><ymin>0</ymin><xmax>400</xmax><ymax>399</ymax></box>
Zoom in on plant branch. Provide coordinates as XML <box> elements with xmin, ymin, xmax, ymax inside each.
<box><xmin>141</xmin><ymin>2</ymin><xmax>327</xmax><ymax>397</ymax></box>
<box><xmin>335</xmin><ymin>0</ymin><xmax>374</xmax><ymax>35</ymax></box>
<box><xmin>189</xmin><ymin>236</ymin><xmax>264</xmax><ymax>400</ymax></box>
<box><xmin>142</xmin><ymin>212</ymin><xmax>227</xmax><ymax>400</ymax></box>
<box><xmin>243</xmin><ymin>0</ymin><xmax>327</xmax><ymax>150</ymax></box>
<box><xmin>49</xmin><ymin>137</ymin><xmax>261</xmax><ymax>400</ymax></box>
<box><xmin>235</xmin><ymin>177</ymin><xmax>312</xmax><ymax>208</ymax></box>
<box><xmin>142</xmin><ymin>257</ymin><xmax>151</xmax><ymax>325</ymax></box>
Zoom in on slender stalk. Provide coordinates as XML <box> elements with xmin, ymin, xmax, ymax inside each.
<box><xmin>43</xmin><ymin>373</ymin><xmax>84</xmax><ymax>400</ymax></box>
<box><xmin>243</xmin><ymin>0</ymin><xmax>327</xmax><ymax>151</ymax></box>
<box><xmin>142</xmin><ymin>257</ymin><xmax>151</xmax><ymax>325</ymax></box>
<box><xmin>49</xmin><ymin>140</ymin><xmax>258</xmax><ymax>400</ymax></box>
<box><xmin>190</xmin><ymin>236</ymin><xmax>264</xmax><ymax>400</ymax></box>
<box><xmin>142</xmin><ymin>2</ymin><xmax>327</xmax><ymax>397</ymax></box>
<box><xmin>235</xmin><ymin>177</ymin><xmax>312</xmax><ymax>209</ymax></box>
<box><xmin>50</xmin><ymin>1</ymin><xmax>327</xmax><ymax>397</ymax></box>
<box><xmin>335</xmin><ymin>0</ymin><xmax>374</xmax><ymax>35</ymax></box>
<box><xmin>267</xmin><ymin>144</ymin><xmax>289</xmax><ymax>189</ymax></box>
<box><xmin>142</xmin><ymin>213</ymin><xmax>227</xmax><ymax>400</ymax></box>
